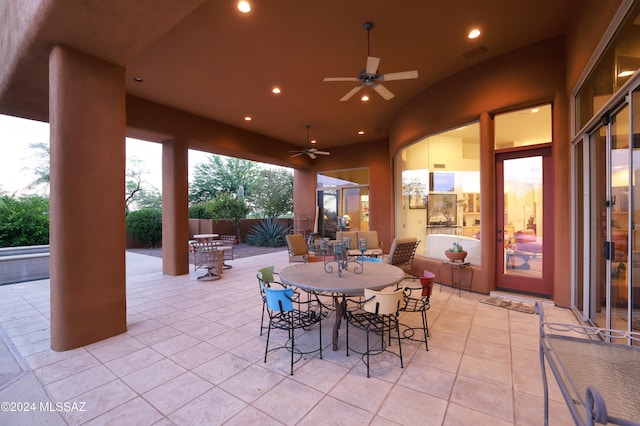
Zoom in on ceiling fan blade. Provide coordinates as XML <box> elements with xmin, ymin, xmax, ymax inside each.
<box><xmin>381</xmin><ymin>70</ymin><xmax>419</xmax><ymax>81</ymax></box>
<box><xmin>366</xmin><ymin>56</ymin><xmax>380</xmax><ymax>75</ymax></box>
<box><xmin>373</xmin><ymin>83</ymin><xmax>395</xmax><ymax>100</ymax></box>
<box><xmin>290</xmin><ymin>152</ymin><xmax>303</xmax><ymax>158</ymax></box>
<box><xmin>314</xmin><ymin>150</ymin><xmax>330</xmax><ymax>155</ymax></box>
<box><xmin>324</xmin><ymin>77</ymin><xmax>358</xmax><ymax>82</ymax></box>
<box><xmin>340</xmin><ymin>85</ymin><xmax>363</xmax><ymax>101</ymax></box>
<box><xmin>308</xmin><ymin>152</ymin><xmax>317</xmax><ymax>159</ymax></box>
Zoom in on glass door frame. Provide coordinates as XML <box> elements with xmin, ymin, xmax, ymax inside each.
<box><xmin>495</xmin><ymin>145</ymin><xmax>554</xmax><ymax>296</ymax></box>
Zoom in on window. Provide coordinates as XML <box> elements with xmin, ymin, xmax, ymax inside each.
<box><xmin>395</xmin><ymin>123</ymin><xmax>481</xmax><ymax>265</ymax></box>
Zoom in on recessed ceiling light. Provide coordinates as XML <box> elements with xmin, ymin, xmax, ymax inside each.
<box><xmin>361</xmin><ymin>94</ymin><xmax>370</xmax><ymax>101</ymax></box>
<box><xmin>134</xmin><ymin>77</ymin><xmax>143</xmax><ymax>82</ymax></box>
<box><xmin>310</xmin><ymin>139</ymin><xmax>317</xmax><ymax>144</ymax></box>
<box><xmin>272</xmin><ymin>87</ymin><xmax>281</xmax><ymax>94</ymax></box>
<box><xmin>237</xmin><ymin>1</ymin><xmax>251</xmax><ymax>13</ymax></box>
<box><xmin>468</xmin><ymin>29</ymin><xmax>481</xmax><ymax>39</ymax></box>
<box><xmin>357</xmin><ymin>130</ymin><xmax>365</xmax><ymax>135</ymax></box>
<box><xmin>244</xmin><ymin>116</ymin><xmax>252</xmax><ymax>121</ymax></box>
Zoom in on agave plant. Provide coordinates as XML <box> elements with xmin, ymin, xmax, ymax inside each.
<box><xmin>246</xmin><ymin>218</ymin><xmax>290</xmax><ymax>247</ymax></box>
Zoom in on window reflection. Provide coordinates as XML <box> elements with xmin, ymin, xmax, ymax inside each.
<box><xmin>395</xmin><ymin>123</ymin><xmax>481</xmax><ymax>265</ymax></box>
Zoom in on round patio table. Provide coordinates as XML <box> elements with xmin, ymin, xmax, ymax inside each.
<box><xmin>279</xmin><ymin>261</ymin><xmax>404</xmax><ymax>350</ymax></box>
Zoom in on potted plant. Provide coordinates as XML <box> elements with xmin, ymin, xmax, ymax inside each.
<box><xmin>445</xmin><ymin>242</ymin><xmax>467</xmax><ymax>262</ymax></box>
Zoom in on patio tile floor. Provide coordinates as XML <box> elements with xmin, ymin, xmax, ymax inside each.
<box><xmin>0</xmin><ymin>251</ymin><xmax>577</xmax><ymax>425</ymax></box>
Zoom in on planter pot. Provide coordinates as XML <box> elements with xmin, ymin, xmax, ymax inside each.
<box><xmin>445</xmin><ymin>250</ymin><xmax>467</xmax><ymax>262</ymax></box>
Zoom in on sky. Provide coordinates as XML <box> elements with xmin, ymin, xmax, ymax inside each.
<box><xmin>0</xmin><ymin>114</ymin><xmax>212</xmax><ymax>196</ymax></box>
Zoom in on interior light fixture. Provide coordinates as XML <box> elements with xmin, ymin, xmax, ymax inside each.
<box><xmin>357</xmin><ymin>130</ymin><xmax>365</xmax><ymax>135</ymax></box>
<box><xmin>531</xmin><ymin>108</ymin><xmax>539</xmax><ymax>113</ymax></box>
<box><xmin>133</xmin><ymin>77</ymin><xmax>143</xmax><ymax>82</ymax></box>
<box><xmin>237</xmin><ymin>1</ymin><xmax>251</xmax><ymax>13</ymax></box>
<box><xmin>360</xmin><ymin>94</ymin><xmax>370</xmax><ymax>101</ymax></box>
<box><xmin>244</xmin><ymin>116</ymin><xmax>252</xmax><ymax>121</ymax></box>
<box><xmin>310</xmin><ymin>139</ymin><xmax>317</xmax><ymax>145</ymax></box>
<box><xmin>618</xmin><ymin>70</ymin><xmax>635</xmax><ymax>78</ymax></box>
<box><xmin>468</xmin><ymin>28</ymin><xmax>481</xmax><ymax>39</ymax></box>
<box><xmin>272</xmin><ymin>87</ymin><xmax>281</xmax><ymax>94</ymax></box>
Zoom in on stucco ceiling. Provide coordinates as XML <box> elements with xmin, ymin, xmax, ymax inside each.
<box><xmin>1</xmin><ymin>0</ymin><xmax>580</xmax><ymax>151</ymax></box>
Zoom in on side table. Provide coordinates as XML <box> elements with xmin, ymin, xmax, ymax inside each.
<box><xmin>439</xmin><ymin>261</ymin><xmax>473</xmax><ymax>296</ymax></box>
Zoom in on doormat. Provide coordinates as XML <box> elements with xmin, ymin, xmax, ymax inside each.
<box><xmin>479</xmin><ymin>297</ymin><xmax>535</xmax><ymax>314</ymax></box>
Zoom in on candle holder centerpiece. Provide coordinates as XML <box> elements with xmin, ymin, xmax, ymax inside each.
<box><xmin>319</xmin><ymin>238</ymin><xmax>363</xmax><ymax>277</ymax></box>
<box><xmin>358</xmin><ymin>238</ymin><xmax>368</xmax><ymax>256</ymax></box>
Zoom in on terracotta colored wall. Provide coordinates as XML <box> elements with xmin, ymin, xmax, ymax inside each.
<box><xmin>49</xmin><ymin>46</ymin><xmax>127</xmax><ymax>350</ymax></box>
<box><xmin>293</xmin><ymin>139</ymin><xmax>393</xmax><ymax>250</ymax></box>
<box><xmin>389</xmin><ymin>37</ymin><xmax>569</xmax><ymax>300</ymax></box>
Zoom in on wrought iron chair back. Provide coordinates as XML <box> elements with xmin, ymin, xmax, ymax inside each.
<box><xmin>399</xmin><ymin>273</ymin><xmax>434</xmax><ymax>351</ymax></box>
<box><xmin>263</xmin><ymin>286</ymin><xmax>324</xmax><ymax>375</ymax></box>
<box><xmin>346</xmin><ymin>287</ymin><xmax>405</xmax><ymax>378</ymax></box>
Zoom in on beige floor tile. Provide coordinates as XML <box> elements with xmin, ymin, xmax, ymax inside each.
<box><xmin>218</xmin><ymin>363</ymin><xmax>284</xmax><ymax>403</ymax></box>
<box><xmin>86</xmin><ymin>397</ymin><xmax>164</xmax><ymax>426</ymax></box>
<box><xmin>121</xmin><ymin>358</ymin><xmax>186</xmax><ymax>394</ymax></box>
<box><xmin>207</xmin><ymin>329</ymin><xmax>255</xmax><ymax>351</ymax></box>
<box><xmin>224</xmin><ymin>405</ymin><xmax>283</xmax><ymax>425</ymax></box>
<box><xmin>299</xmin><ymin>395</ymin><xmax>374</xmax><ymax>425</ymax></box>
<box><xmin>168</xmin><ymin>341</ymin><xmax>224</xmax><ymax>370</ymax></box>
<box><xmin>134</xmin><ymin>325</ymin><xmax>183</xmax><ymax>346</ymax></box>
<box><xmin>150</xmin><ymin>333</ymin><xmax>200</xmax><ymax>357</ymax></box>
<box><xmin>34</xmin><ymin>351</ymin><xmax>101</xmax><ymax>385</ymax></box>
<box><xmin>425</xmin><ymin>330</ymin><xmax>467</xmax><ymax>353</ymax></box>
<box><xmin>168</xmin><ymin>387</ymin><xmax>246</xmax><ymax>425</ymax></box>
<box><xmin>450</xmin><ymin>375</ymin><xmax>513</xmax><ymax>422</ymax></box>
<box><xmin>410</xmin><ymin>345</ymin><xmax>462</xmax><ymax>373</ymax></box>
<box><xmin>0</xmin><ymin>251</ymin><xmax>590</xmax><ymax>426</ymax></box>
<box><xmin>458</xmin><ymin>354</ymin><xmax>512</xmax><ymax>387</ymax></box>
<box><xmin>329</xmin><ymin>373</ymin><xmax>393</xmax><ymax>413</ymax></box>
<box><xmin>144</xmin><ymin>371</ymin><xmax>213</xmax><ymax>415</ymax></box>
<box><xmin>25</xmin><ymin>347</ymin><xmax>86</xmax><ymax>370</ymax></box>
<box><xmin>378</xmin><ymin>383</ymin><xmax>448</xmax><ymax>426</ymax></box>
<box><xmin>192</xmin><ymin>351</ymin><xmax>252</xmax><ymax>385</ymax></box>
<box><xmin>510</xmin><ymin>330</ymin><xmax>538</xmax><ymax>351</ymax></box>
<box><xmin>253</xmin><ymin>378</ymin><xmax>324</xmax><ymax>425</ymax></box>
<box><xmin>514</xmin><ymin>389</ymin><xmax>575</xmax><ymax>426</ymax></box>
<box><xmin>290</xmin><ymin>357</ymin><xmax>349</xmax><ymax>393</ymax></box>
<box><xmin>104</xmin><ymin>347</ymin><xmax>164</xmax><ymax>377</ymax></box>
<box><xmin>444</xmin><ymin>402</ymin><xmax>513</xmax><ymax>426</ymax></box>
<box><xmin>463</xmin><ymin>337</ymin><xmax>511</xmax><ymax>364</ymax></box>
<box><xmin>397</xmin><ymin>362</ymin><xmax>456</xmax><ymax>400</ymax></box>
<box><xmin>87</xmin><ymin>335</ymin><xmax>147</xmax><ymax>363</ymax></box>
<box><xmin>44</xmin><ymin>364</ymin><xmax>116</xmax><ymax>401</ymax></box>
<box><xmin>60</xmin><ymin>379</ymin><xmax>137</xmax><ymax>425</ymax></box>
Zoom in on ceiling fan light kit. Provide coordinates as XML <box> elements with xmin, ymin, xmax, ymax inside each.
<box><xmin>323</xmin><ymin>21</ymin><xmax>419</xmax><ymax>101</ymax></box>
<box><xmin>289</xmin><ymin>125</ymin><xmax>330</xmax><ymax>159</ymax></box>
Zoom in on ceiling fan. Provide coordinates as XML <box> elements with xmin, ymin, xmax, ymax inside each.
<box><xmin>323</xmin><ymin>21</ymin><xmax>418</xmax><ymax>101</ymax></box>
<box><xmin>290</xmin><ymin>125</ymin><xmax>330</xmax><ymax>159</ymax></box>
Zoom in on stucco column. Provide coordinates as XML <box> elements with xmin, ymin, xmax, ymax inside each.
<box><xmin>162</xmin><ymin>139</ymin><xmax>190</xmax><ymax>275</ymax></box>
<box><xmin>49</xmin><ymin>46</ymin><xmax>127</xmax><ymax>351</ymax></box>
<box><xmin>477</xmin><ymin>111</ymin><xmax>495</xmax><ymax>293</ymax></box>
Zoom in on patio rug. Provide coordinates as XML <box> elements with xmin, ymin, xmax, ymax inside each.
<box><xmin>479</xmin><ymin>296</ymin><xmax>535</xmax><ymax>314</ymax></box>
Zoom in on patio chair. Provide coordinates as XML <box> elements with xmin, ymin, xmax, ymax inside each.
<box><xmin>285</xmin><ymin>233</ymin><xmax>309</xmax><ymax>262</ymax></box>
<box><xmin>345</xmin><ymin>287</ymin><xmax>405</xmax><ymax>378</ymax></box>
<box><xmin>216</xmin><ymin>235</ymin><xmax>238</xmax><ymax>269</ymax></box>
<box><xmin>263</xmin><ymin>286</ymin><xmax>324</xmax><ymax>375</ymax></box>
<box><xmin>347</xmin><ymin>230</ymin><xmax>383</xmax><ymax>258</ymax></box>
<box><xmin>384</xmin><ymin>237</ymin><xmax>421</xmax><ymax>278</ymax></box>
<box><xmin>398</xmin><ymin>270</ymin><xmax>435</xmax><ymax>351</ymax></box>
<box><xmin>189</xmin><ymin>240</ymin><xmax>223</xmax><ymax>281</ymax></box>
<box><xmin>257</xmin><ymin>265</ymin><xmax>286</xmax><ymax>336</ymax></box>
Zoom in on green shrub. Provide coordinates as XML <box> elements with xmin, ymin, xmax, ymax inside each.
<box><xmin>0</xmin><ymin>195</ymin><xmax>50</xmax><ymax>247</ymax></box>
<box><xmin>126</xmin><ymin>208</ymin><xmax>162</xmax><ymax>247</ymax></box>
<box><xmin>246</xmin><ymin>218</ymin><xmax>290</xmax><ymax>247</ymax></box>
<box><xmin>189</xmin><ymin>202</ymin><xmax>215</xmax><ymax>219</ymax></box>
